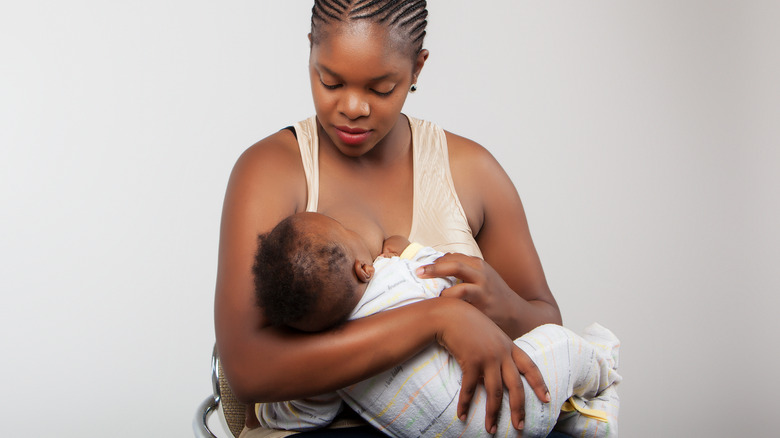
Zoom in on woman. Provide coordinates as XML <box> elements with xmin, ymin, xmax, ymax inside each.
<box><xmin>215</xmin><ymin>1</ymin><xmax>562</xmax><ymax>436</ymax></box>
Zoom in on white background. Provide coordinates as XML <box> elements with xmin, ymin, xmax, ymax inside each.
<box><xmin>2</xmin><ymin>1</ymin><xmax>778</xmax><ymax>436</ymax></box>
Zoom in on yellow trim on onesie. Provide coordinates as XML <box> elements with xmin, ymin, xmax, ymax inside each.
<box><xmin>399</xmin><ymin>242</ymin><xmax>425</xmax><ymax>260</ymax></box>
<box><xmin>560</xmin><ymin>397</ymin><xmax>609</xmax><ymax>422</ymax></box>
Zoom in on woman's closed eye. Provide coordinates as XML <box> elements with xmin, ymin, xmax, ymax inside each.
<box><xmin>319</xmin><ymin>76</ymin><xmax>395</xmax><ymax>96</ymax></box>
<box><xmin>320</xmin><ymin>78</ymin><xmax>342</xmax><ymax>90</ymax></box>
<box><xmin>372</xmin><ymin>87</ymin><xmax>395</xmax><ymax>97</ymax></box>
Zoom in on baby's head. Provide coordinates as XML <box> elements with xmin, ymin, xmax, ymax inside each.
<box><xmin>253</xmin><ymin>212</ymin><xmax>375</xmax><ymax>332</ymax></box>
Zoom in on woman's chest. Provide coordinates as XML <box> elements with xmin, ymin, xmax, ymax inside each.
<box><xmin>317</xmin><ymin>166</ymin><xmax>414</xmax><ymax>256</ymax></box>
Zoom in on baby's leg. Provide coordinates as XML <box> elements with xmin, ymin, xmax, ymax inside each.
<box><xmin>513</xmin><ymin>323</ymin><xmax>621</xmax><ymax>438</ymax></box>
<box><xmin>256</xmin><ymin>393</ymin><xmax>344</xmax><ymax>431</ymax></box>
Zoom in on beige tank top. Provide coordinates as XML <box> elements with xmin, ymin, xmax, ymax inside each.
<box><xmin>292</xmin><ymin>115</ymin><xmax>483</xmax><ymax>259</ymax></box>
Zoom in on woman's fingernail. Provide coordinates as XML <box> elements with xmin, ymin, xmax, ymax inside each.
<box><xmin>459</xmin><ymin>414</ymin><xmax>467</xmax><ymax>422</ymax></box>
<box><xmin>416</xmin><ymin>267</ymin><xmax>425</xmax><ymax>276</ymax></box>
<box><xmin>490</xmin><ymin>425</ymin><xmax>497</xmax><ymax>434</ymax></box>
<box><xmin>517</xmin><ymin>420</ymin><xmax>524</xmax><ymax>430</ymax></box>
<box><xmin>545</xmin><ymin>391</ymin><xmax>551</xmax><ymax>402</ymax></box>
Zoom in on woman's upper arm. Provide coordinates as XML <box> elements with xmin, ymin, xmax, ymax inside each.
<box><xmin>446</xmin><ymin>132</ymin><xmax>561</xmax><ymax>324</ymax></box>
<box><xmin>214</xmin><ymin>132</ymin><xmax>306</xmax><ymax>398</ymax></box>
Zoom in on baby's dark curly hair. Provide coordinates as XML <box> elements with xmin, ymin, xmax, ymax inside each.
<box><xmin>253</xmin><ymin>215</ymin><xmax>357</xmax><ymax>331</ymax></box>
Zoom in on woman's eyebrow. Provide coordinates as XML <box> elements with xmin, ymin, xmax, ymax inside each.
<box><xmin>369</xmin><ymin>73</ymin><xmax>395</xmax><ymax>82</ymax></box>
<box><xmin>316</xmin><ymin>64</ymin><xmax>341</xmax><ymax>79</ymax></box>
<box><xmin>317</xmin><ymin>63</ymin><xmax>395</xmax><ymax>82</ymax></box>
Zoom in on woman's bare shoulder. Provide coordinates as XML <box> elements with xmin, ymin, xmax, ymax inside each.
<box><xmin>234</xmin><ymin>129</ymin><xmax>302</xmax><ymax>176</ymax></box>
<box><xmin>443</xmin><ymin>130</ymin><xmax>511</xmax><ymax>233</ymax></box>
<box><xmin>443</xmin><ymin>130</ymin><xmax>501</xmax><ymax>171</ymax></box>
<box><xmin>225</xmin><ymin>128</ymin><xmax>307</xmax><ymax>217</ymax></box>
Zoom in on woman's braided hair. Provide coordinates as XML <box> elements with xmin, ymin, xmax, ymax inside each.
<box><xmin>311</xmin><ymin>0</ymin><xmax>428</xmax><ymax>56</ymax></box>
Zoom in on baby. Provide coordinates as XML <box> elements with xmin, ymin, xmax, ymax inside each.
<box><xmin>253</xmin><ymin>212</ymin><xmax>621</xmax><ymax>438</ymax></box>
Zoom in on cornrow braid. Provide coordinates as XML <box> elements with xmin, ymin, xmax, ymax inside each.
<box><xmin>311</xmin><ymin>0</ymin><xmax>428</xmax><ymax>55</ymax></box>
<box><xmin>312</xmin><ymin>0</ymin><xmax>348</xmax><ymax>22</ymax></box>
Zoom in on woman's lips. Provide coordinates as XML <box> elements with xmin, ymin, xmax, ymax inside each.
<box><xmin>335</xmin><ymin>126</ymin><xmax>372</xmax><ymax>145</ymax></box>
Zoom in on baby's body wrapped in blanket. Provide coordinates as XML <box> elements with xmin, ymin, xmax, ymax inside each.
<box><xmin>257</xmin><ymin>246</ymin><xmax>621</xmax><ymax>437</ymax></box>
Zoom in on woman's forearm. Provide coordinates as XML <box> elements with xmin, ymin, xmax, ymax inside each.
<box><xmin>217</xmin><ymin>298</ymin><xmax>452</xmax><ymax>403</ymax></box>
<box><xmin>498</xmin><ymin>295</ymin><xmax>562</xmax><ymax>339</ymax></box>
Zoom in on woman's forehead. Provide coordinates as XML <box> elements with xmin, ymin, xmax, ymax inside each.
<box><xmin>311</xmin><ymin>23</ymin><xmax>412</xmax><ymax>77</ymax></box>
<box><xmin>313</xmin><ymin>21</ymin><xmax>411</xmax><ymax>62</ymax></box>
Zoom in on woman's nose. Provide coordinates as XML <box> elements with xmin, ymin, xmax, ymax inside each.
<box><xmin>339</xmin><ymin>90</ymin><xmax>370</xmax><ymax>120</ymax></box>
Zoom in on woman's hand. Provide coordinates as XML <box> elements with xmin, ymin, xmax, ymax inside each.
<box><xmin>434</xmin><ymin>298</ymin><xmax>550</xmax><ymax>434</ymax></box>
<box><xmin>418</xmin><ymin>253</ymin><xmax>523</xmax><ymax>335</ymax></box>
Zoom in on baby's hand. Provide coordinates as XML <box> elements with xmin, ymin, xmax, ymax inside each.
<box><xmin>381</xmin><ymin>235</ymin><xmax>411</xmax><ymax>257</ymax></box>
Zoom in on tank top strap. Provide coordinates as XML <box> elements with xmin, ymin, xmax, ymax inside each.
<box><xmin>407</xmin><ymin>116</ymin><xmax>483</xmax><ymax>259</ymax></box>
<box><xmin>292</xmin><ymin>116</ymin><xmax>320</xmax><ymax>213</ymax></box>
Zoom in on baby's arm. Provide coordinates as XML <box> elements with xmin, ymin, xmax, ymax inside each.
<box><xmin>381</xmin><ymin>235</ymin><xmax>411</xmax><ymax>257</ymax></box>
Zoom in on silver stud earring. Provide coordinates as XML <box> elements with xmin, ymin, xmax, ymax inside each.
<box><xmin>410</xmin><ymin>84</ymin><xmax>418</xmax><ymax>93</ymax></box>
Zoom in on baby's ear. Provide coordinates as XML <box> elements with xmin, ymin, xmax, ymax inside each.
<box><xmin>354</xmin><ymin>260</ymin><xmax>374</xmax><ymax>283</ymax></box>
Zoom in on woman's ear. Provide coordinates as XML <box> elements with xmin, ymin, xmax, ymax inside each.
<box><xmin>354</xmin><ymin>260</ymin><xmax>374</xmax><ymax>283</ymax></box>
<box><xmin>412</xmin><ymin>49</ymin><xmax>429</xmax><ymax>83</ymax></box>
